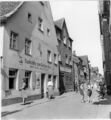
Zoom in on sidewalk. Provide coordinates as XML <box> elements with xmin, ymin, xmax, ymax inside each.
<box><xmin>97</xmin><ymin>95</ymin><xmax>111</xmax><ymax>119</ymax></box>
<box><xmin>1</xmin><ymin>92</ymin><xmax>68</xmax><ymax>117</ymax></box>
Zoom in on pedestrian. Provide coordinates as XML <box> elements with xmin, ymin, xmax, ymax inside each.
<box><xmin>79</xmin><ymin>82</ymin><xmax>85</xmax><ymax>103</ymax></box>
<box><xmin>47</xmin><ymin>80</ymin><xmax>54</xmax><ymax>99</ymax></box>
<box><xmin>86</xmin><ymin>83</ymin><xmax>92</xmax><ymax>103</ymax></box>
<box><xmin>20</xmin><ymin>78</ymin><xmax>27</xmax><ymax>105</ymax></box>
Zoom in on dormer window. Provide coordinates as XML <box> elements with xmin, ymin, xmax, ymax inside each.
<box><xmin>40</xmin><ymin>1</ymin><xmax>45</xmax><ymax>6</ymax></box>
<box><xmin>69</xmin><ymin>39</ymin><xmax>72</xmax><ymax>48</ymax></box>
<box><xmin>28</xmin><ymin>13</ymin><xmax>32</xmax><ymax>23</ymax></box>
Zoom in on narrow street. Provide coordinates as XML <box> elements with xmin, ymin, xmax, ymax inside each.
<box><xmin>2</xmin><ymin>91</ymin><xmax>111</xmax><ymax>119</ymax></box>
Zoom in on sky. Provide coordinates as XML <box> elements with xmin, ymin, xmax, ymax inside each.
<box><xmin>50</xmin><ymin>0</ymin><xmax>103</xmax><ymax>75</ymax></box>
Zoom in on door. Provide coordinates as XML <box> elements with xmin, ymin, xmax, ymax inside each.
<box><xmin>41</xmin><ymin>74</ymin><xmax>45</xmax><ymax>98</ymax></box>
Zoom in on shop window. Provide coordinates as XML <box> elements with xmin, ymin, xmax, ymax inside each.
<box><xmin>10</xmin><ymin>31</ymin><xmax>18</xmax><ymax>50</ymax></box>
<box><xmin>54</xmin><ymin>53</ymin><xmax>57</xmax><ymax>65</ymax></box>
<box><xmin>25</xmin><ymin>38</ymin><xmax>32</xmax><ymax>55</ymax></box>
<box><xmin>48</xmin><ymin>75</ymin><xmax>51</xmax><ymax>81</ymax></box>
<box><xmin>25</xmin><ymin>71</ymin><xmax>31</xmax><ymax>89</ymax></box>
<box><xmin>9</xmin><ymin>69</ymin><xmax>18</xmax><ymax>89</ymax></box>
<box><xmin>38</xmin><ymin>17</ymin><xmax>44</xmax><ymax>32</ymax></box>
<box><xmin>53</xmin><ymin>76</ymin><xmax>56</xmax><ymax>88</ymax></box>
<box><xmin>28</xmin><ymin>12</ymin><xmax>32</xmax><ymax>23</ymax></box>
<box><xmin>47</xmin><ymin>50</ymin><xmax>52</xmax><ymax>63</ymax></box>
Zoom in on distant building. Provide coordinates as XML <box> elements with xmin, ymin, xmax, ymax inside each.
<box><xmin>54</xmin><ymin>18</ymin><xmax>73</xmax><ymax>93</ymax></box>
<box><xmin>0</xmin><ymin>1</ymin><xmax>59</xmax><ymax>106</ymax></box>
<box><xmin>98</xmin><ymin>0</ymin><xmax>111</xmax><ymax>95</ymax></box>
<box><xmin>90</xmin><ymin>67</ymin><xmax>99</xmax><ymax>83</ymax></box>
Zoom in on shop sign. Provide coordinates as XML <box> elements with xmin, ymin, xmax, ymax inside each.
<box><xmin>60</xmin><ymin>66</ymin><xmax>71</xmax><ymax>73</ymax></box>
<box><xmin>19</xmin><ymin>58</ymin><xmax>51</xmax><ymax>70</ymax></box>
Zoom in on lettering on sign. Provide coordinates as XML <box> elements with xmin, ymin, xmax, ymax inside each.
<box><xmin>60</xmin><ymin>66</ymin><xmax>71</xmax><ymax>73</ymax></box>
<box><xmin>25</xmin><ymin>59</ymin><xmax>51</xmax><ymax>70</ymax></box>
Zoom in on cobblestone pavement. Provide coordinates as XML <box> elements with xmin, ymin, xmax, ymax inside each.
<box><xmin>1</xmin><ymin>91</ymin><xmax>111</xmax><ymax>119</ymax></box>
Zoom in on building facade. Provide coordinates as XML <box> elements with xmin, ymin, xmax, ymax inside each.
<box><xmin>0</xmin><ymin>1</ymin><xmax>59</xmax><ymax>106</ymax></box>
<box><xmin>99</xmin><ymin>0</ymin><xmax>111</xmax><ymax>95</ymax></box>
<box><xmin>54</xmin><ymin>18</ymin><xmax>73</xmax><ymax>94</ymax></box>
<box><xmin>72</xmin><ymin>51</ymin><xmax>80</xmax><ymax>90</ymax></box>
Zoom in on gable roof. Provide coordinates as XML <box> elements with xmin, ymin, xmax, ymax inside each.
<box><xmin>79</xmin><ymin>55</ymin><xmax>89</xmax><ymax>66</ymax></box>
<box><xmin>0</xmin><ymin>2</ymin><xmax>23</xmax><ymax>21</ymax></box>
<box><xmin>54</xmin><ymin>18</ymin><xmax>65</xmax><ymax>30</ymax></box>
<box><xmin>73</xmin><ymin>56</ymin><xmax>80</xmax><ymax>63</ymax></box>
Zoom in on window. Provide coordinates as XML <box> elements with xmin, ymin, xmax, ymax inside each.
<box><xmin>48</xmin><ymin>75</ymin><xmax>51</xmax><ymax>81</ymax></box>
<box><xmin>28</xmin><ymin>13</ymin><xmax>32</xmax><ymax>23</ymax></box>
<box><xmin>38</xmin><ymin>17</ymin><xmax>44</xmax><ymax>32</ymax></box>
<box><xmin>57</xmin><ymin>32</ymin><xmax>61</xmax><ymax>41</ymax></box>
<box><xmin>47</xmin><ymin>28</ymin><xmax>50</xmax><ymax>36</ymax></box>
<box><xmin>69</xmin><ymin>40</ymin><xmax>72</xmax><ymax>48</ymax></box>
<box><xmin>25</xmin><ymin>38</ymin><xmax>32</xmax><ymax>55</ymax></box>
<box><xmin>25</xmin><ymin>71</ymin><xmax>31</xmax><ymax>89</ymax></box>
<box><xmin>69</xmin><ymin>56</ymin><xmax>72</xmax><ymax>65</ymax></box>
<box><xmin>54</xmin><ymin>54</ymin><xmax>57</xmax><ymax>65</ymax></box>
<box><xmin>9</xmin><ymin>69</ymin><xmax>18</xmax><ymax>89</ymax></box>
<box><xmin>47</xmin><ymin>50</ymin><xmax>52</xmax><ymax>63</ymax></box>
<box><xmin>40</xmin><ymin>1</ymin><xmax>45</xmax><ymax>6</ymax></box>
<box><xmin>10</xmin><ymin>31</ymin><xmax>18</xmax><ymax>50</ymax></box>
<box><xmin>63</xmin><ymin>36</ymin><xmax>67</xmax><ymax>45</ymax></box>
<box><xmin>65</xmin><ymin>55</ymin><xmax>68</xmax><ymax>64</ymax></box>
<box><xmin>58</xmin><ymin>54</ymin><xmax>61</xmax><ymax>61</ymax></box>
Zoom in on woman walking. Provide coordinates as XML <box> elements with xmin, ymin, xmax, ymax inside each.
<box><xmin>79</xmin><ymin>82</ymin><xmax>85</xmax><ymax>103</ymax></box>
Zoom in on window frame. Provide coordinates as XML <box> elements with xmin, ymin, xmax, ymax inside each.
<box><xmin>10</xmin><ymin>31</ymin><xmax>18</xmax><ymax>51</ymax></box>
<box><xmin>9</xmin><ymin>68</ymin><xmax>18</xmax><ymax>90</ymax></box>
<box><xmin>24</xmin><ymin>70</ymin><xmax>31</xmax><ymax>89</ymax></box>
<box><xmin>25</xmin><ymin>38</ymin><xmax>32</xmax><ymax>56</ymax></box>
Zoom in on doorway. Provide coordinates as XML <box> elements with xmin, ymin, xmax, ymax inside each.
<box><xmin>41</xmin><ymin>74</ymin><xmax>45</xmax><ymax>98</ymax></box>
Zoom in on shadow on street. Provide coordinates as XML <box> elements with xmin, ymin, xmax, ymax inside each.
<box><xmin>93</xmin><ymin>95</ymin><xmax>111</xmax><ymax>105</ymax></box>
<box><xmin>2</xmin><ymin>110</ymin><xmax>21</xmax><ymax>117</ymax></box>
